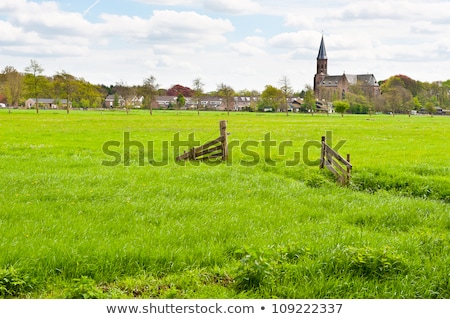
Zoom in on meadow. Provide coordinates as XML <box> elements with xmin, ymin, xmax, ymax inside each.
<box><xmin>0</xmin><ymin>109</ymin><xmax>449</xmax><ymax>299</ymax></box>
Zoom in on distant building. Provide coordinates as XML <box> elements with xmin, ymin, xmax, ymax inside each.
<box><xmin>25</xmin><ymin>98</ymin><xmax>70</xmax><ymax>109</ymax></box>
<box><xmin>154</xmin><ymin>95</ymin><xmax>259</xmax><ymax>111</ymax></box>
<box><xmin>313</xmin><ymin>36</ymin><xmax>380</xmax><ymax>102</ymax></box>
<box><xmin>104</xmin><ymin>95</ymin><xmax>125</xmax><ymax>108</ymax></box>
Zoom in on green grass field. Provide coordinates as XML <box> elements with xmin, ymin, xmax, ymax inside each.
<box><xmin>0</xmin><ymin>109</ymin><xmax>449</xmax><ymax>298</ymax></box>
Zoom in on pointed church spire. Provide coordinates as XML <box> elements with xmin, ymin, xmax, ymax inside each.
<box><xmin>317</xmin><ymin>36</ymin><xmax>327</xmax><ymax>60</ymax></box>
<box><xmin>316</xmin><ymin>36</ymin><xmax>328</xmax><ymax>75</ymax></box>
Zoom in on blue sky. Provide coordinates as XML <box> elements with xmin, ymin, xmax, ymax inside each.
<box><xmin>1</xmin><ymin>0</ymin><xmax>450</xmax><ymax>92</ymax></box>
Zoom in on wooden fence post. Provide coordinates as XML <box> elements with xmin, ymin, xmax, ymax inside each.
<box><xmin>320</xmin><ymin>136</ymin><xmax>326</xmax><ymax>169</ymax></box>
<box><xmin>346</xmin><ymin>153</ymin><xmax>351</xmax><ymax>184</ymax></box>
<box><xmin>220</xmin><ymin>120</ymin><xmax>228</xmax><ymax>161</ymax></box>
<box><xmin>319</xmin><ymin>135</ymin><xmax>352</xmax><ymax>186</ymax></box>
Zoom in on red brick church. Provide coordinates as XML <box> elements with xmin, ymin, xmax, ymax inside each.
<box><xmin>313</xmin><ymin>36</ymin><xmax>380</xmax><ymax>102</ymax></box>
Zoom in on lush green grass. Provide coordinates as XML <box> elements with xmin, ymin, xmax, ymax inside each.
<box><xmin>0</xmin><ymin>109</ymin><xmax>449</xmax><ymax>298</ymax></box>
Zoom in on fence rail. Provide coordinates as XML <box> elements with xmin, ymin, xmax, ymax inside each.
<box><xmin>176</xmin><ymin>120</ymin><xmax>228</xmax><ymax>162</ymax></box>
<box><xmin>320</xmin><ymin>136</ymin><xmax>352</xmax><ymax>185</ymax></box>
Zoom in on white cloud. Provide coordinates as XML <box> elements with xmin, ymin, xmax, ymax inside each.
<box><xmin>283</xmin><ymin>14</ymin><xmax>316</xmax><ymax>29</ymax></box>
<box><xmin>5</xmin><ymin>1</ymin><xmax>93</xmax><ymax>36</ymax></box>
<box><xmin>335</xmin><ymin>0</ymin><xmax>450</xmax><ymax>21</ymax></box>
<box><xmin>229</xmin><ymin>36</ymin><xmax>267</xmax><ymax>56</ymax></box>
<box><xmin>0</xmin><ymin>20</ymin><xmax>27</xmax><ymax>43</ymax></box>
<box><xmin>99</xmin><ymin>10</ymin><xmax>234</xmax><ymax>45</ymax></box>
<box><xmin>268</xmin><ymin>31</ymin><xmax>320</xmax><ymax>50</ymax></box>
<box><xmin>203</xmin><ymin>0</ymin><xmax>262</xmax><ymax>14</ymax></box>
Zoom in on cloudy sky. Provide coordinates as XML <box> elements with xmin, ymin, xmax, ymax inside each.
<box><xmin>1</xmin><ymin>0</ymin><xmax>450</xmax><ymax>92</ymax></box>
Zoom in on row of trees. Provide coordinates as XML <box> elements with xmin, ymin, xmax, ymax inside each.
<box><xmin>343</xmin><ymin>75</ymin><xmax>450</xmax><ymax>115</ymax></box>
<box><xmin>0</xmin><ymin>60</ymin><xmax>165</xmax><ymax>114</ymax></box>
<box><xmin>1</xmin><ymin>60</ymin><xmax>449</xmax><ymax>116</ymax></box>
<box><xmin>1</xmin><ymin>61</ymin><xmax>106</xmax><ymax>113</ymax></box>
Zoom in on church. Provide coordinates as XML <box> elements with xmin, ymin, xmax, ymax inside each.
<box><xmin>313</xmin><ymin>36</ymin><xmax>380</xmax><ymax>102</ymax></box>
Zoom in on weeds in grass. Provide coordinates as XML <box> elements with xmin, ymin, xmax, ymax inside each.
<box><xmin>64</xmin><ymin>276</ymin><xmax>105</xmax><ymax>299</ymax></box>
<box><xmin>0</xmin><ymin>267</ymin><xmax>33</xmax><ymax>298</ymax></box>
<box><xmin>336</xmin><ymin>246</ymin><xmax>407</xmax><ymax>279</ymax></box>
<box><xmin>351</xmin><ymin>168</ymin><xmax>450</xmax><ymax>202</ymax></box>
<box><xmin>234</xmin><ymin>248</ymin><xmax>274</xmax><ymax>290</ymax></box>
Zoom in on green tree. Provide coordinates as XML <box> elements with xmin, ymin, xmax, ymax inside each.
<box><xmin>260</xmin><ymin>85</ymin><xmax>283</xmax><ymax>112</ymax></box>
<box><xmin>115</xmin><ymin>81</ymin><xmax>135</xmax><ymax>115</ymax></box>
<box><xmin>413</xmin><ymin>96</ymin><xmax>422</xmax><ymax>111</ymax></box>
<box><xmin>54</xmin><ymin>70</ymin><xmax>76</xmax><ymax>114</ymax></box>
<box><xmin>380</xmin><ymin>76</ymin><xmax>413</xmax><ymax>115</ymax></box>
<box><xmin>425</xmin><ymin>101</ymin><xmax>436</xmax><ymax>117</ymax></box>
<box><xmin>346</xmin><ymin>92</ymin><xmax>370</xmax><ymax>114</ymax></box>
<box><xmin>24</xmin><ymin>60</ymin><xmax>45</xmax><ymax>113</ymax></box>
<box><xmin>217</xmin><ymin>83</ymin><xmax>235</xmax><ymax>116</ymax></box>
<box><xmin>303</xmin><ymin>85</ymin><xmax>316</xmax><ymax>115</ymax></box>
<box><xmin>75</xmin><ymin>81</ymin><xmax>104</xmax><ymax>108</ymax></box>
<box><xmin>192</xmin><ymin>78</ymin><xmax>204</xmax><ymax>116</ymax></box>
<box><xmin>142</xmin><ymin>76</ymin><xmax>159</xmax><ymax>115</ymax></box>
<box><xmin>176</xmin><ymin>93</ymin><xmax>186</xmax><ymax>115</ymax></box>
<box><xmin>333</xmin><ymin>100</ymin><xmax>350</xmax><ymax>117</ymax></box>
<box><xmin>279</xmin><ymin>75</ymin><xmax>293</xmax><ymax>116</ymax></box>
<box><xmin>1</xmin><ymin>66</ymin><xmax>23</xmax><ymax>107</ymax></box>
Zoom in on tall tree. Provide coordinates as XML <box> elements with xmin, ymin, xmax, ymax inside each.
<box><xmin>142</xmin><ymin>76</ymin><xmax>159</xmax><ymax>115</ymax></box>
<box><xmin>381</xmin><ymin>77</ymin><xmax>413</xmax><ymax>115</ymax></box>
<box><xmin>54</xmin><ymin>70</ymin><xmax>76</xmax><ymax>114</ymax></box>
<box><xmin>260</xmin><ymin>85</ymin><xmax>283</xmax><ymax>111</ymax></box>
<box><xmin>303</xmin><ymin>85</ymin><xmax>316</xmax><ymax>115</ymax></box>
<box><xmin>192</xmin><ymin>78</ymin><xmax>204</xmax><ymax>116</ymax></box>
<box><xmin>279</xmin><ymin>75</ymin><xmax>293</xmax><ymax>116</ymax></box>
<box><xmin>1</xmin><ymin>66</ymin><xmax>23</xmax><ymax>107</ymax></box>
<box><xmin>217</xmin><ymin>83</ymin><xmax>234</xmax><ymax>116</ymax></box>
<box><xmin>115</xmin><ymin>81</ymin><xmax>135</xmax><ymax>115</ymax></box>
<box><xmin>75</xmin><ymin>80</ymin><xmax>104</xmax><ymax>108</ymax></box>
<box><xmin>425</xmin><ymin>101</ymin><xmax>436</xmax><ymax>117</ymax></box>
<box><xmin>24</xmin><ymin>60</ymin><xmax>44</xmax><ymax>113</ymax></box>
<box><xmin>176</xmin><ymin>93</ymin><xmax>186</xmax><ymax>115</ymax></box>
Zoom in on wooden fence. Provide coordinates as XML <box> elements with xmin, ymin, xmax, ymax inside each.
<box><xmin>320</xmin><ymin>136</ymin><xmax>352</xmax><ymax>185</ymax></box>
<box><xmin>176</xmin><ymin>120</ymin><xmax>228</xmax><ymax>162</ymax></box>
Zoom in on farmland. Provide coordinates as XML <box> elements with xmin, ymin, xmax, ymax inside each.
<box><xmin>0</xmin><ymin>110</ymin><xmax>449</xmax><ymax>298</ymax></box>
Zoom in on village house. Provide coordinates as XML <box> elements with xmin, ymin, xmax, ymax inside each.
<box><xmin>25</xmin><ymin>98</ymin><xmax>70</xmax><ymax>109</ymax></box>
<box><xmin>104</xmin><ymin>95</ymin><xmax>125</xmax><ymax>108</ymax></box>
<box><xmin>234</xmin><ymin>96</ymin><xmax>259</xmax><ymax>111</ymax></box>
<box><xmin>103</xmin><ymin>93</ymin><xmax>260</xmax><ymax>112</ymax></box>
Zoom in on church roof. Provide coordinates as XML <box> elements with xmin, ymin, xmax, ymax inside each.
<box><xmin>319</xmin><ymin>75</ymin><xmax>345</xmax><ymax>87</ymax></box>
<box><xmin>356</xmin><ymin>74</ymin><xmax>379</xmax><ymax>86</ymax></box>
<box><xmin>318</xmin><ymin>74</ymin><xmax>379</xmax><ymax>88</ymax></box>
<box><xmin>317</xmin><ymin>36</ymin><xmax>327</xmax><ymax>60</ymax></box>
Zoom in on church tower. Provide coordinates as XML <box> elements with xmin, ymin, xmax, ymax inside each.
<box><xmin>314</xmin><ymin>36</ymin><xmax>328</xmax><ymax>96</ymax></box>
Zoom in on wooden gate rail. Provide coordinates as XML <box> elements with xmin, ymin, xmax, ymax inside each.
<box><xmin>320</xmin><ymin>136</ymin><xmax>352</xmax><ymax>185</ymax></box>
<box><xmin>176</xmin><ymin>120</ymin><xmax>228</xmax><ymax>162</ymax></box>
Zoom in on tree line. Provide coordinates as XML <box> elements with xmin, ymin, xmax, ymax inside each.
<box><xmin>1</xmin><ymin>60</ymin><xmax>449</xmax><ymax>115</ymax></box>
<box><xmin>338</xmin><ymin>74</ymin><xmax>450</xmax><ymax>116</ymax></box>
